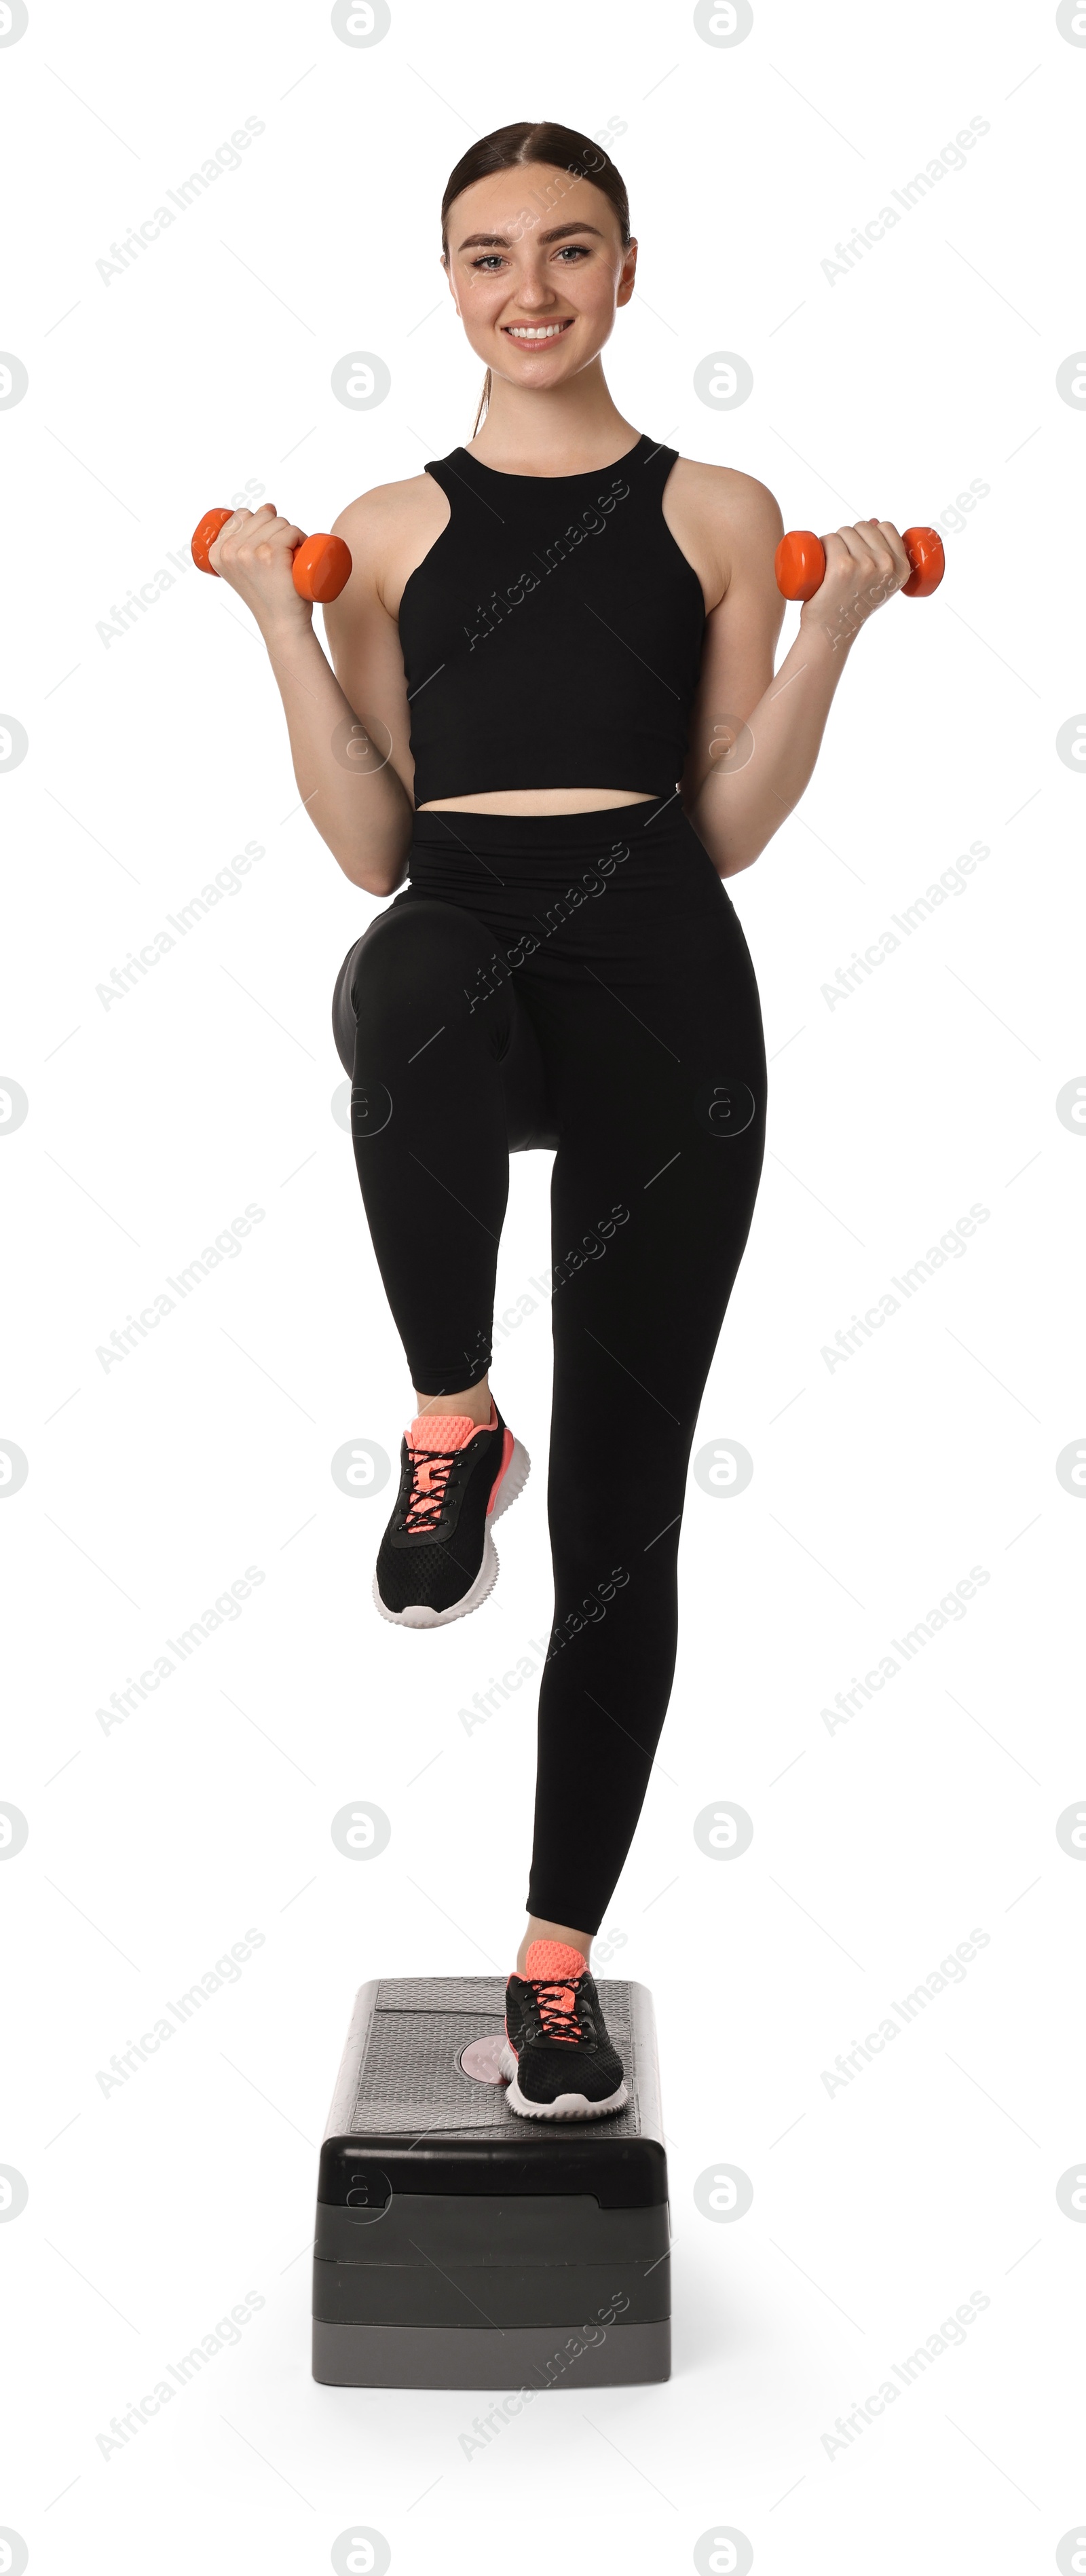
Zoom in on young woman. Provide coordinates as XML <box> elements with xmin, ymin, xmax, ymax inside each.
<box><xmin>208</xmin><ymin>122</ymin><xmax>913</xmax><ymax>2121</ymax></box>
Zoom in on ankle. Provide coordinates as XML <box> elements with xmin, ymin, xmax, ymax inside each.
<box><xmin>413</xmin><ymin>1377</ymin><xmax>492</xmax><ymax>1428</ymax></box>
<box><xmin>517</xmin><ymin>1919</ymin><xmax>593</xmax><ymax>1976</ymax></box>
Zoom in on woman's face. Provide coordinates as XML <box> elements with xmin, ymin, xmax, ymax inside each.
<box><xmin>442</xmin><ymin>164</ymin><xmax>637</xmax><ymax>388</ymax></box>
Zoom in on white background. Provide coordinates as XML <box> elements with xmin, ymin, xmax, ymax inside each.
<box><xmin>2</xmin><ymin>0</ymin><xmax>1083</xmax><ymax>2568</ymax></box>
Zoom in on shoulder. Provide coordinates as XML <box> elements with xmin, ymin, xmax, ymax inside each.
<box><xmin>331</xmin><ymin>470</ymin><xmax>443</xmax><ymax>547</ymax></box>
<box><xmin>668</xmin><ymin>454</ymin><xmax>783</xmax><ymax>546</ymax></box>
<box><xmin>660</xmin><ymin>455</ymin><xmax>783</xmax><ymax>617</ymax></box>
<box><xmin>331</xmin><ymin>470</ymin><xmax>451</xmax><ymax>618</ymax></box>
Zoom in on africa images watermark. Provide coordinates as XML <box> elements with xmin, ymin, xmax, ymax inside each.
<box><xmin>819</xmin><ymin>1926</ymin><xmax>991</xmax><ymax>2099</ymax></box>
<box><xmin>821</xmin><ymin>842</ymin><xmax>990</xmax><ymax>1009</ymax></box>
<box><xmin>546</xmin><ymin>1565</ymin><xmax>631</xmax><ymax>1665</ymax></box>
<box><xmin>820</xmin><ymin>1202</ymin><xmax>991</xmax><ymax>1372</ymax></box>
<box><xmin>94</xmin><ymin>2289</ymin><xmax>266</xmax><ymax>2460</ymax></box>
<box><xmin>453</xmin><ymin>1573</ymin><xmax>632</xmax><ymax>1732</ymax></box>
<box><xmin>94</xmin><ymin>486</ymin><xmax>265</xmax><ymax>647</ymax></box>
<box><xmin>819</xmin><ymin>1562</ymin><xmax>992</xmax><ymax>1738</ymax></box>
<box><xmin>819</xmin><ymin>2289</ymin><xmax>992</xmax><ymax>2458</ymax></box>
<box><xmin>94</xmin><ymin>844</ymin><xmax>266</xmax><ymax>1008</ymax></box>
<box><xmin>457</xmin><ymin>2292</ymin><xmax>633</xmax><ymax>2458</ymax></box>
<box><xmin>819</xmin><ymin>115</ymin><xmax>990</xmax><ymax>284</ymax></box>
<box><xmin>94</xmin><ymin>118</ymin><xmax>266</xmax><ymax>284</ymax></box>
<box><xmin>461</xmin><ymin>1205</ymin><xmax>631</xmax><ymax>1385</ymax></box>
<box><xmin>460</xmin><ymin>470</ymin><xmax>633</xmax><ymax>653</ymax></box>
<box><xmin>94</xmin><ymin>1203</ymin><xmax>267</xmax><ymax>1372</ymax></box>
<box><xmin>94</xmin><ymin>1564</ymin><xmax>267</xmax><ymax>1737</ymax></box>
<box><xmin>94</xmin><ymin>1928</ymin><xmax>267</xmax><ymax>2097</ymax></box>
<box><xmin>464</xmin><ymin>842</ymin><xmax>632</xmax><ymax>1013</ymax></box>
<box><xmin>456</xmin><ymin>1631</ymin><xmax>553</xmax><ymax>1736</ymax></box>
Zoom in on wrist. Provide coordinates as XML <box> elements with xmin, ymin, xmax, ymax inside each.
<box><xmin>261</xmin><ymin>610</ymin><xmax>316</xmax><ymax>659</ymax></box>
<box><xmin>799</xmin><ymin>593</ymin><xmax>871</xmax><ymax>662</ymax></box>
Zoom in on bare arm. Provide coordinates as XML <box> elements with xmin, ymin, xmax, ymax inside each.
<box><xmin>679</xmin><ymin>479</ymin><xmax>912</xmax><ymax>878</ymax></box>
<box><xmin>208</xmin><ymin>495</ymin><xmax>417</xmax><ymax>896</ymax></box>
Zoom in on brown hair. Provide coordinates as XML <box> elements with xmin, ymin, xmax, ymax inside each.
<box><xmin>441</xmin><ymin>121</ymin><xmax>632</xmax><ymax>436</ymax></box>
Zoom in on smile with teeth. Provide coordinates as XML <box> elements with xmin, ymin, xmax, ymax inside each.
<box><xmin>504</xmin><ymin>319</ymin><xmax>573</xmax><ymax>341</ymax></box>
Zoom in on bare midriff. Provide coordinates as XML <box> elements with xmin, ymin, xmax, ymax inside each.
<box><xmin>415</xmin><ymin>787</ymin><xmax>658</xmax><ymax>815</ymax></box>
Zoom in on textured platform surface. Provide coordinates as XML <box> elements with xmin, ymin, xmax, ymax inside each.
<box><xmin>331</xmin><ymin>1974</ymin><xmax>640</xmax><ymax>2135</ymax></box>
<box><xmin>317</xmin><ymin>1975</ymin><xmax>666</xmax><ymax>2201</ymax></box>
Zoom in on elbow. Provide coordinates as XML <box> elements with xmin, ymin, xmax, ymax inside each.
<box><xmin>336</xmin><ymin>852</ymin><xmax>407</xmax><ymax>899</ymax></box>
<box><xmin>696</xmin><ymin>823</ymin><xmax>764</xmax><ymax>880</ymax></box>
<box><xmin>326</xmin><ymin>813</ymin><xmax>412</xmax><ymax>898</ymax></box>
<box><xmin>707</xmin><ymin>811</ymin><xmax>780</xmax><ymax>877</ymax></box>
<box><xmin>688</xmin><ymin>787</ymin><xmax>766</xmax><ymax>880</ymax></box>
<box><xmin>717</xmin><ymin>844</ymin><xmax>764</xmax><ymax>880</ymax></box>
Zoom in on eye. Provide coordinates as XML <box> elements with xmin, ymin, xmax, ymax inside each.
<box><xmin>471</xmin><ymin>254</ymin><xmax>506</xmax><ymax>272</ymax></box>
<box><xmin>555</xmin><ymin>244</ymin><xmax>591</xmax><ymax>261</ymax></box>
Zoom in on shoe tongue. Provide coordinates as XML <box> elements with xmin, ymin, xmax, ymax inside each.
<box><xmin>524</xmin><ymin>1939</ymin><xmax>586</xmax><ymax>1981</ymax></box>
<box><xmin>408</xmin><ymin>1413</ymin><xmax>479</xmax><ymax>1452</ymax></box>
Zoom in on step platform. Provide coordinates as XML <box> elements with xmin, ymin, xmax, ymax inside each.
<box><xmin>312</xmin><ymin>1975</ymin><xmax>669</xmax><ymax>2389</ymax></box>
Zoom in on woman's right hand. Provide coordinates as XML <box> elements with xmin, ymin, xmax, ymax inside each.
<box><xmin>208</xmin><ymin>504</ymin><xmax>312</xmax><ymax>637</ymax></box>
<box><xmin>798</xmin><ymin>519</ymin><xmax>912</xmax><ymax>652</ymax></box>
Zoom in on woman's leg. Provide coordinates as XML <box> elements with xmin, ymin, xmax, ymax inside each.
<box><xmin>331</xmin><ymin>896</ymin><xmax>548</xmax><ymax>1394</ymax></box>
<box><xmin>331</xmin><ymin>895</ymin><xmax>549</xmax><ymax>1629</ymax></box>
<box><xmin>525</xmin><ymin>898</ymin><xmax>767</xmax><ymax>1937</ymax></box>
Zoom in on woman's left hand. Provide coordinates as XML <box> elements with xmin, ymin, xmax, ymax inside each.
<box><xmin>800</xmin><ymin>518</ymin><xmax>913</xmax><ymax>651</ymax></box>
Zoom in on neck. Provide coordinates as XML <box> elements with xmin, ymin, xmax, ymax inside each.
<box><xmin>468</xmin><ymin>360</ymin><xmax>638</xmax><ymax>476</ymax></box>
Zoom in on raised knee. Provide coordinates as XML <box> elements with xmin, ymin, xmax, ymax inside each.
<box><xmin>352</xmin><ymin>899</ymin><xmax>497</xmax><ymax>1033</ymax></box>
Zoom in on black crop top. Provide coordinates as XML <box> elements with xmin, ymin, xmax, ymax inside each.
<box><xmin>397</xmin><ymin>434</ymin><xmax>706</xmax><ymax>805</ymax></box>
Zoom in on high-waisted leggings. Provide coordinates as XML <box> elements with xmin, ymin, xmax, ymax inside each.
<box><xmin>331</xmin><ymin>796</ymin><xmax>766</xmax><ymax>1933</ymax></box>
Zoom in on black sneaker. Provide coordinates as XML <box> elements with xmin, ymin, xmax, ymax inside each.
<box><xmin>373</xmin><ymin>1400</ymin><xmax>529</xmax><ymax>1628</ymax></box>
<box><xmin>500</xmin><ymin>1941</ymin><xmax>629</xmax><ymax>2120</ymax></box>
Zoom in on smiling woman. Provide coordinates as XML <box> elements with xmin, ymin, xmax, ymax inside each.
<box><xmin>440</xmin><ymin>124</ymin><xmax>637</xmax><ymax>435</ymax></box>
<box><xmin>203</xmin><ymin>113</ymin><xmax>927</xmax><ymax>2124</ymax></box>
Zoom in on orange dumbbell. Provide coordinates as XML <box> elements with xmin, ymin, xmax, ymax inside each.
<box><xmin>191</xmin><ymin>507</ymin><xmax>353</xmax><ymax>603</ymax></box>
<box><xmin>774</xmin><ymin>523</ymin><xmax>945</xmax><ymax>602</ymax></box>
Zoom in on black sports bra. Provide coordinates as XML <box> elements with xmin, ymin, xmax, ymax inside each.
<box><xmin>397</xmin><ymin>434</ymin><xmax>706</xmax><ymax>806</ymax></box>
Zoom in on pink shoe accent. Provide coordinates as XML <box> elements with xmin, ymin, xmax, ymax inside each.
<box><xmin>523</xmin><ymin>1939</ymin><xmax>588</xmax><ymax>1979</ymax></box>
<box><xmin>407</xmin><ymin>1411</ymin><xmax>480</xmax><ymax>1452</ymax></box>
<box><xmin>514</xmin><ymin>1939</ymin><xmax>588</xmax><ymax>2042</ymax></box>
<box><xmin>487</xmin><ymin>1423</ymin><xmax>515</xmax><ymax>1515</ymax></box>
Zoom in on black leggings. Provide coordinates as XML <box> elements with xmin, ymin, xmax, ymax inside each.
<box><xmin>332</xmin><ymin>797</ymin><xmax>766</xmax><ymax>1933</ymax></box>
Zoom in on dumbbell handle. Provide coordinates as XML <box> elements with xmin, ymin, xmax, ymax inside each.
<box><xmin>775</xmin><ymin>524</ymin><xmax>944</xmax><ymax>602</ymax></box>
<box><xmin>191</xmin><ymin>508</ymin><xmax>353</xmax><ymax>604</ymax></box>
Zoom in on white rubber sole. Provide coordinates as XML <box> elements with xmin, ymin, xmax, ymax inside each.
<box><xmin>373</xmin><ymin>1435</ymin><xmax>531</xmax><ymax>1630</ymax></box>
<box><xmin>498</xmin><ymin>2040</ymin><xmax>629</xmax><ymax>2121</ymax></box>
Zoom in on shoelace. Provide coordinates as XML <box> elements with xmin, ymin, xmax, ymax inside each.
<box><xmin>529</xmin><ymin>1975</ymin><xmax>586</xmax><ymax>2045</ymax></box>
<box><xmin>402</xmin><ymin>1439</ymin><xmax>462</xmax><ymax>1536</ymax></box>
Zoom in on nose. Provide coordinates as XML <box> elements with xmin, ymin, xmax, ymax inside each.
<box><xmin>510</xmin><ymin>277</ymin><xmax>557</xmax><ymax>310</ymax></box>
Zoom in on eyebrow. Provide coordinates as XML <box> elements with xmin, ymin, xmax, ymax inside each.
<box><xmin>455</xmin><ymin>221</ymin><xmax>605</xmax><ymax>251</ymax></box>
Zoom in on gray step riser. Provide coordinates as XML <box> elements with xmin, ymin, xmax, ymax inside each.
<box><xmin>315</xmin><ymin>2194</ymin><xmax>669</xmax><ymax>2265</ymax></box>
<box><xmin>312</xmin><ymin>2317</ymin><xmax>671</xmax><ymax>2390</ymax></box>
<box><xmin>314</xmin><ymin>2256</ymin><xmax>670</xmax><ymax>2329</ymax></box>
